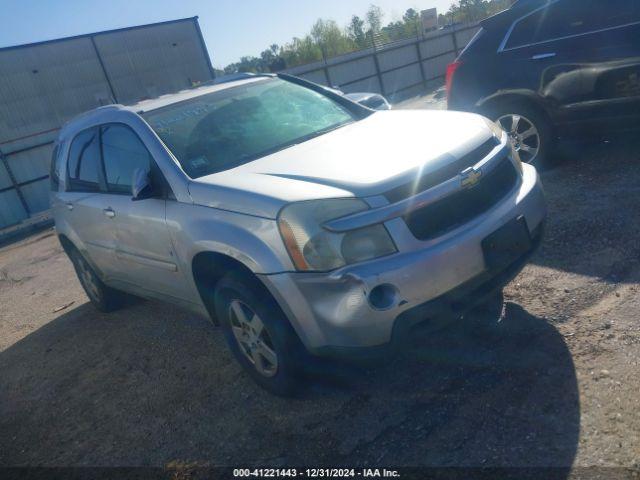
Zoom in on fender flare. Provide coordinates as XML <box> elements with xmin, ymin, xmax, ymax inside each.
<box><xmin>474</xmin><ymin>89</ymin><xmax>554</xmax><ymax>119</ymax></box>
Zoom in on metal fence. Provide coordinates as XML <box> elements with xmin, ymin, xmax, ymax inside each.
<box><xmin>283</xmin><ymin>23</ymin><xmax>480</xmax><ymax>100</ymax></box>
<box><xmin>0</xmin><ymin>17</ymin><xmax>214</xmax><ymax>235</ymax></box>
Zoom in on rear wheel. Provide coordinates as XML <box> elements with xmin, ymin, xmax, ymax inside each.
<box><xmin>483</xmin><ymin>101</ymin><xmax>554</xmax><ymax>168</ymax></box>
<box><xmin>68</xmin><ymin>249</ymin><xmax>125</xmax><ymax>313</ymax></box>
<box><xmin>214</xmin><ymin>271</ymin><xmax>303</xmax><ymax>396</ymax></box>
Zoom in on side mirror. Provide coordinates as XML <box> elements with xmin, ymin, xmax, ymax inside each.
<box><xmin>344</xmin><ymin>92</ymin><xmax>392</xmax><ymax>111</ymax></box>
<box><xmin>131</xmin><ymin>168</ymin><xmax>154</xmax><ymax>201</ymax></box>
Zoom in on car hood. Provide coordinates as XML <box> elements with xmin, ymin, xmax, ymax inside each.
<box><xmin>188</xmin><ymin>110</ymin><xmax>494</xmax><ymax>218</ymax></box>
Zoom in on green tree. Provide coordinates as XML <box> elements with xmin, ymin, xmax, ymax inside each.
<box><xmin>347</xmin><ymin>15</ymin><xmax>367</xmax><ymax>48</ymax></box>
<box><xmin>310</xmin><ymin>19</ymin><xmax>355</xmax><ymax>59</ymax></box>
<box><xmin>221</xmin><ymin>0</ymin><xmax>514</xmax><ymax>72</ymax></box>
<box><xmin>366</xmin><ymin>4</ymin><xmax>383</xmax><ymax>33</ymax></box>
<box><xmin>366</xmin><ymin>4</ymin><xmax>384</xmax><ymax>36</ymax></box>
<box><xmin>439</xmin><ymin>0</ymin><xmax>512</xmax><ymax>25</ymax></box>
<box><xmin>402</xmin><ymin>7</ymin><xmax>421</xmax><ymax>36</ymax></box>
<box><xmin>280</xmin><ymin>35</ymin><xmax>323</xmax><ymax>67</ymax></box>
<box><xmin>366</xmin><ymin>4</ymin><xmax>388</xmax><ymax>45</ymax></box>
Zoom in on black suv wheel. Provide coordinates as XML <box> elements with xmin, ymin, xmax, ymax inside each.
<box><xmin>482</xmin><ymin>101</ymin><xmax>554</xmax><ymax>169</ymax></box>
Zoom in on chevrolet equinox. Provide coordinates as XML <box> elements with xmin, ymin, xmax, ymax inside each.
<box><xmin>51</xmin><ymin>74</ymin><xmax>547</xmax><ymax>395</ymax></box>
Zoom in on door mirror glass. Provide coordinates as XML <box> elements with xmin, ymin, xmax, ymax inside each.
<box><xmin>131</xmin><ymin>168</ymin><xmax>153</xmax><ymax>201</ymax></box>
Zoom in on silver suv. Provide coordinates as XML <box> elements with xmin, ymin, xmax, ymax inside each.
<box><xmin>51</xmin><ymin>74</ymin><xmax>546</xmax><ymax>395</ymax></box>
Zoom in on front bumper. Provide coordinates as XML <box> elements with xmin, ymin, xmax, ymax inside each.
<box><xmin>260</xmin><ymin>164</ymin><xmax>546</xmax><ymax>355</ymax></box>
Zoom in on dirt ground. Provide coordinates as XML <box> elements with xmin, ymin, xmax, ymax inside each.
<box><xmin>1</xmin><ymin>108</ymin><xmax>639</xmax><ymax>472</ymax></box>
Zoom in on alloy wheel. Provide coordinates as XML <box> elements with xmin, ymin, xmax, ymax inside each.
<box><xmin>497</xmin><ymin>114</ymin><xmax>540</xmax><ymax>164</ymax></box>
<box><xmin>228</xmin><ymin>299</ymin><xmax>278</xmax><ymax>377</ymax></box>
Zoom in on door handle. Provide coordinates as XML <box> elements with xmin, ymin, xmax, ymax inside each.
<box><xmin>532</xmin><ymin>52</ymin><xmax>556</xmax><ymax>60</ymax></box>
<box><xmin>103</xmin><ymin>208</ymin><xmax>116</xmax><ymax>218</ymax></box>
<box><xmin>66</xmin><ymin>203</ymin><xmax>74</xmax><ymax>211</ymax></box>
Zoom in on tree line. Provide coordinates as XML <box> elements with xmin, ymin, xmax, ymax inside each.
<box><xmin>220</xmin><ymin>0</ymin><xmax>513</xmax><ymax>74</ymax></box>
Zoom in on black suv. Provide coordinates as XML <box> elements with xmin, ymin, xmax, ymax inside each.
<box><xmin>446</xmin><ymin>0</ymin><xmax>640</xmax><ymax>166</ymax></box>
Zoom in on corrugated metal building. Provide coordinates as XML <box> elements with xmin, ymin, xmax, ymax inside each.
<box><xmin>0</xmin><ymin>17</ymin><xmax>214</xmax><ymax>234</ymax></box>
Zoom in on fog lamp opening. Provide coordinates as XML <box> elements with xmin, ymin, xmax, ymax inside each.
<box><xmin>368</xmin><ymin>284</ymin><xmax>399</xmax><ymax>311</ymax></box>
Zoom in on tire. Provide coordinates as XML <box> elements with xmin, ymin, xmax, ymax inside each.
<box><xmin>214</xmin><ymin>271</ymin><xmax>304</xmax><ymax>396</ymax></box>
<box><xmin>68</xmin><ymin>248</ymin><xmax>125</xmax><ymax>313</ymax></box>
<box><xmin>482</xmin><ymin>100</ymin><xmax>554</xmax><ymax>169</ymax></box>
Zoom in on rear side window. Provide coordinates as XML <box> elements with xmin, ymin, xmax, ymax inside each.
<box><xmin>101</xmin><ymin>124</ymin><xmax>152</xmax><ymax>194</ymax></box>
<box><xmin>505</xmin><ymin>0</ymin><xmax>639</xmax><ymax>50</ymax></box>
<box><xmin>67</xmin><ymin>128</ymin><xmax>102</xmax><ymax>192</ymax></box>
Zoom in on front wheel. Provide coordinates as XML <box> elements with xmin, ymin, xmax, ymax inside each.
<box><xmin>483</xmin><ymin>101</ymin><xmax>554</xmax><ymax>169</ymax></box>
<box><xmin>214</xmin><ymin>271</ymin><xmax>304</xmax><ymax>396</ymax></box>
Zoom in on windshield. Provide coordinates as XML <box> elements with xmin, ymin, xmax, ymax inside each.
<box><xmin>143</xmin><ymin>78</ymin><xmax>355</xmax><ymax>178</ymax></box>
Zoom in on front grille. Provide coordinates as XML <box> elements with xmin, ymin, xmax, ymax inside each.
<box><xmin>404</xmin><ymin>159</ymin><xmax>519</xmax><ymax>241</ymax></box>
<box><xmin>384</xmin><ymin>138</ymin><xmax>499</xmax><ymax>204</ymax></box>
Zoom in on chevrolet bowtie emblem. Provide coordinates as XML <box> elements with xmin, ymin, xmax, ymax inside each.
<box><xmin>460</xmin><ymin>167</ymin><xmax>482</xmax><ymax>189</ymax></box>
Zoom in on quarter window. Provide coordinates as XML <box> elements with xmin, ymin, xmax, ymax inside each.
<box><xmin>505</xmin><ymin>0</ymin><xmax>639</xmax><ymax>50</ymax></box>
<box><xmin>101</xmin><ymin>124</ymin><xmax>152</xmax><ymax>194</ymax></box>
<box><xmin>67</xmin><ymin>127</ymin><xmax>102</xmax><ymax>191</ymax></box>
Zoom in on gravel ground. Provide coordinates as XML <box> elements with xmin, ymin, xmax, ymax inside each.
<box><xmin>1</xmin><ymin>96</ymin><xmax>639</xmax><ymax>472</ymax></box>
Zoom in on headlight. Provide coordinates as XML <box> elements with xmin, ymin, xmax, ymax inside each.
<box><xmin>278</xmin><ymin>198</ymin><xmax>397</xmax><ymax>272</ymax></box>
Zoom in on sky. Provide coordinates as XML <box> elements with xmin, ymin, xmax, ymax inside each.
<box><xmin>0</xmin><ymin>0</ymin><xmax>455</xmax><ymax>69</ymax></box>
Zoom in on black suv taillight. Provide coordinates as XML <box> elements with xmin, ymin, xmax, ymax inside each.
<box><xmin>445</xmin><ymin>61</ymin><xmax>462</xmax><ymax>104</ymax></box>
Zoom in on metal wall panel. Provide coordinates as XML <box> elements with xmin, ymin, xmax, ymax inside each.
<box><xmin>299</xmin><ymin>69</ymin><xmax>328</xmax><ymax>85</ymax></box>
<box><xmin>0</xmin><ymin>37</ymin><xmax>113</xmax><ymax>145</ymax></box>
<box><xmin>1</xmin><ymin>130</ymin><xmax>59</xmax><ymax>159</ymax></box>
<box><xmin>419</xmin><ymin>34</ymin><xmax>455</xmax><ymax>59</ymax></box>
<box><xmin>283</xmin><ymin>24</ymin><xmax>479</xmax><ymax>98</ymax></box>
<box><xmin>422</xmin><ymin>52</ymin><xmax>457</xmax><ymax>80</ymax></box>
<box><xmin>377</xmin><ymin>44</ymin><xmax>418</xmax><ymax>72</ymax></box>
<box><xmin>285</xmin><ymin>61</ymin><xmax>322</xmax><ymax>76</ymax></box>
<box><xmin>0</xmin><ymin>189</ymin><xmax>28</xmax><ymax>227</ymax></box>
<box><xmin>0</xmin><ymin>18</ymin><xmax>213</xmax><ymax>231</ymax></box>
<box><xmin>328</xmin><ymin>56</ymin><xmax>376</xmax><ymax>87</ymax></box>
<box><xmin>340</xmin><ymin>77</ymin><xmax>381</xmax><ymax>94</ymax></box>
<box><xmin>381</xmin><ymin>63</ymin><xmax>422</xmax><ymax>93</ymax></box>
<box><xmin>326</xmin><ymin>46</ymin><xmax>376</xmax><ymax>66</ymax></box>
<box><xmin>6</xmin><ymin>143</ymin><xmax>52</xmax><ymax>184</ymax></box>
<box><xmin>94</xmin><ymin>21</ymin><xmax>212</xmax><ymax>105</ymax></box>
<box><xmin>0</xmin><ymin>160</ymin><xmax>12</xmax><ymax>190</ymax></box>
<box><xmin>20</xmin><ymin>178</ymin><xmax>50</xmax><ymax>214</ymax></box>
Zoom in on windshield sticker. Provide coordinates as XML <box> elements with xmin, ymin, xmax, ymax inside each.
<box><xmin>151</xmin><ymin>104</ymin><xmax>212</xmax><ymax>128</ymax></box>
<box><xmin>189</xmin><ymin>156</ymin><xmax>209</xmax><ymax>169</ymax></box>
